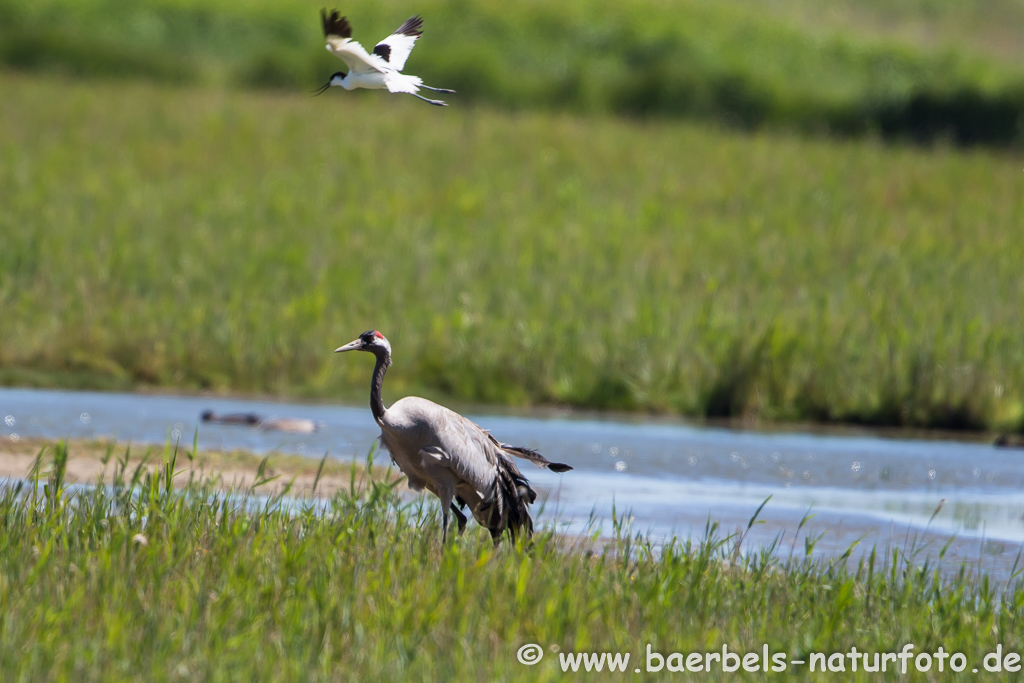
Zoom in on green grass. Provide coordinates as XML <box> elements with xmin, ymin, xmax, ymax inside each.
<box><xmin>1</xmin><ymin>440</ymin><xmax>1022</xmax><ymax>680</ymax></box>
<box><xmin>1</xmin><ymin>0</ymin><xmax>1023</xmax><ymax>144</ymax></box>
<box><xmin>1</xmin><ymin>73</ymin><xmax>1023</xmax><ymax>432</ymax></box>
<box><xmin>0</xmin><ymin>436</ymin><xmax>396</xmax><ymax>498</ymax></box>
<box><xmin>723</xmin><ymin>0</ymin><xmax>1024</xmax><ymax>64</ymax></box>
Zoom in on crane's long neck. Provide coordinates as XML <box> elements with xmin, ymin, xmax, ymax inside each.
<box><xmin>369</xmin><ymin>349</ymin><xmax>392</xmax><ymax>423</ymax></box>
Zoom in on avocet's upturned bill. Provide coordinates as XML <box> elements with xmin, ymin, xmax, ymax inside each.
<box><xmin>314</xmin><ymin>9</ymin><xmax>455</xmax><ymax>107</ymax></box>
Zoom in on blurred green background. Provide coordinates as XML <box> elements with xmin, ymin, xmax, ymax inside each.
<box><xmin>0</xmin><ymin>0</ymin><xmax>1022</xmax><ymax>431</ymax></box>
<box><xmin>3</xmin><ymin>0</ymin><xmax>1024</xmax><ymax>143</ymax></box>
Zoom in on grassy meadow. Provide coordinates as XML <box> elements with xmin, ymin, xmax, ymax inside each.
<box><xmin>1</xmin><ymin>72</ymin><xmax>1022</xmax><ymax>431</ymax></box>
<box><xmin>3</xmin><ymin>3</ymin><xmax>1024</xmax><ymax>680</ymax></box>
<box><xmin>725</xmin><ymin>0</ymin><xmax>1024</xmax><ymax>64</ymax></box>
<box><xmin>0</xmin><ymin>436</ymin><xmax>395</xmax><ymax>499</ymax></box>
<box><xmin>2</xmin><ymin>0</ymin><xmax>1023</xmax><ymax>143</ymax></box>
<box><xmin>1</xmin><ymin>441</ymin><xmax>1022</xmax><ymax>680</ymax></box>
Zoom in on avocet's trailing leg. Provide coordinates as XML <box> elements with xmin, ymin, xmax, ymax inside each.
<box><xmin>335</xmin><ymin>331</ymin><xmax>572</xmax><ymax>544</ymax></box>
<box><xmin>313</xmin><ymin>10</ymin><xmax>455</xmax><ymax>107</ymax></box>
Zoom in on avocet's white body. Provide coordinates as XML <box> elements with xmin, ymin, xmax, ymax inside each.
<box><xmin>315</xmin><ymin>10</ymin><xmax>454</xmax><ymax>106</ymax></box>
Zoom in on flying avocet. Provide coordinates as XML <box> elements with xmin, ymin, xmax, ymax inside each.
<box><xmin>314</xmin><ymin>9</ymin><xmax>455</xmax><ymax>106</ymax></box>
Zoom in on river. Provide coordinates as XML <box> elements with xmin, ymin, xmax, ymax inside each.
<box><xmin>3</xmin><ymin>387</ymin><xmax>1022</xmax><ymax>578</ymax></box>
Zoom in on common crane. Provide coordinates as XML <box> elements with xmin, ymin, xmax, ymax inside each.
<box><xmin>335</xmin><ymin>330</ymin><xmax>572</xmax><ymax>544</ymax></box>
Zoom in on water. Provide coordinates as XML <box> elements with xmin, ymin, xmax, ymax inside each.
<box><xmin>3</xmin><ymin>387</ymin><xmax>1022</xmax><ymax>577</ymax></box>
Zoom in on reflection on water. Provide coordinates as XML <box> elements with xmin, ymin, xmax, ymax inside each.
<box><xmin>3</xmin><ymin>387</ymin><xmax>1022</xmax><ymax>577</ymax></box>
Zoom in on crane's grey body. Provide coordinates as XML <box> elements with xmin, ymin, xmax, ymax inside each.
<box><xmin>380</xmin><ymin>398</ymin><xmax>498</xmax><ymax>502</ymax></box>
<box><xmin>336</xmin><ymin>330</ymin><xmax>571</xmax><ymax>543</ymax></box>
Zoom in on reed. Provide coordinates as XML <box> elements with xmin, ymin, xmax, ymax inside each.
<box><xmin>1</xmin><ymin>73</ymin><xmax>1022</xmax><ymax>432</ymax></box>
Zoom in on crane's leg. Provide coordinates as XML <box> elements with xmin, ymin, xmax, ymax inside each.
<box><xmin>449</xmin><ymin>503</ymin><xmax>467</xmax><ymax>535</ymax></box>
<box><xmin>436</xmin><ymin>484</ymin><xmax>456</xmax><ymax>544</ymax></box>
<box><xmin>417</xmin><ymin>448</ymin><xmax>460</xmax><ymax>543</ymax></box>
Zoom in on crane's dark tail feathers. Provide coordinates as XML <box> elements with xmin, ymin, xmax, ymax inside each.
<box><xmin>498</xmin><ymin>442</ymin><xmax>573</xmax><ymax>473</ymax></box>
<box><xmin>483</xmin><ymin>454</ymin><xmax>536</xmax><ymax>544</ymax></box>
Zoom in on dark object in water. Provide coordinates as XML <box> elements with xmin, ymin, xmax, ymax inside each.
<box><xmin>201</xmin><ymin>410</ymin><xmax>260</xmax><ymax>426</ymax></box>
<box><xmin>200</xmin><ymin>410</ymin><xmax>318</xmax><ymax>433</ymax></box>
<box><xmin>994</xmin><ymin>434</ymin><xmax>1024</xmax><ymax>449</ymax></box>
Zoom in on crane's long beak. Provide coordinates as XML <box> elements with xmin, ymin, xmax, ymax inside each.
<box><xmin>334</xmin><ymin>339</ymin><xmax>362</xmax><ymax>353</ymax></box>
<box><xmin>311</xmin><ymin>80</ymin><xmax>332</xmax><ymax>96</ymax></box>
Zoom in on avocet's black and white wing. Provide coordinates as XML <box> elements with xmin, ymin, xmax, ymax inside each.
<box><xmin>316</xmin><ymin>8</ymin><xmax>454</xmax><ymax>105</ymax></box>
<box><xmin>321</xmin><ymin>8</ymin><xmax>388</xmax><ymax>74</ymax></box>
<box><xmin>372</xmin><ymin>15</ymin><xmax>423</xmax><ymax>72</ymax></box>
